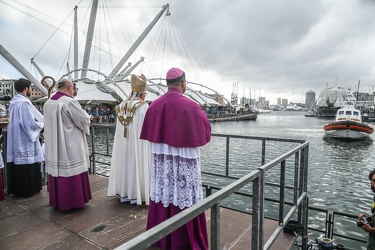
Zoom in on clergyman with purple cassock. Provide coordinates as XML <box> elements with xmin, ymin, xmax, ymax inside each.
<box><xmin>43</xmin><ymin>78</ymin><xmax>92</xmax><ymax>212</ymax></box>
<box><xmin>140</xmin><ymin>67</ymin><xmax>211</xmax><ymax>250</ymax></box>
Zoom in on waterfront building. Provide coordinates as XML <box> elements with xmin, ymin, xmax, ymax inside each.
<box><xmin>277</xmin><ymin>97</ymin><xmax>281</xmax><ymax>106</ymax></box>
<box><xmin>353</xmin><ymin>91</ymin><xmax>374</xmax><ymax>102</ymax></box>
<box><xmin>264</xmin><ymin>100</ymin><xmax>269</xmax><ymax>108</ymax></box>
<box><xmin>356</xmin><ymin>101</ymin><xmax>373</xmax><ymax>111</ymax></box>
<box><xmin>0</xmin><ymin>79</ymin><xmax>44</xmax><ymax>100</ymax></box>
<box><xmin>305</xmin><ymin>90</ymin><xmax>316</xmax><ymax>110</ymax></box>
<box><xmin>258</xmin><ymin>96</ymin><xmax>266</xmax><ymax>109</ymax></box>
<box><xmin>282</xmin><ymin>98</ymin><xmax>288</xmax><ymax>107</ymax></box>
<box><xmin>249</xmin><ymin>98</ymin><xmax>256</xmax><ymax>106</ymax></box>
<box><xmin>0</xmin><ymin>79</ymin><xmax>14</xmax><ymax>96</ymax></box>
<box><xmin>29</xmin><ymin>84</ymin><xmax>44</xmax><ymax>100</ymax></box>
<box><xmin>240</xmin><ymin>96</ymin><xmax>248</xmax><ymax>105</ymax></box>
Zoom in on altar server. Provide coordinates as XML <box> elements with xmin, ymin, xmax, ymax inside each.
<box><xmin>7</xmin><ymin>78</ymin><xmax>44</xmax><ymax>197</ymax></box>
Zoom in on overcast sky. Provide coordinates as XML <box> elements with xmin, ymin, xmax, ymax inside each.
<box><xmin>1</xmin><ymin>0</ymin><xmax>375</xmax><ymax>104</ymax></box>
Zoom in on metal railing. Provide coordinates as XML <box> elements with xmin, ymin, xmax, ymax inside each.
<box><xmin>88</xmin><ymin>124</ymin><xmax>113</xmax><ymax>175</ymax></box>
<box><xmin>86</xmin><ymin>125</ymin><xmax>367</xmax><ymax>249</ymax></box>
<box><xmin>94</xmin><ymin>130</ymin><xmax>309</xmax><ymax>250</ymax></box>
<box><xmin>0</xmin><ymin>124</ymin><xmax>367</xmax><ymax>249</ymax></box>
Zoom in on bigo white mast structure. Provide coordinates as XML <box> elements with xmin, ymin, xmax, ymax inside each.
<box><xmin>0</xmin><ymin>1</ymin><xmax>170</xmax><ymax>100</ymax></box>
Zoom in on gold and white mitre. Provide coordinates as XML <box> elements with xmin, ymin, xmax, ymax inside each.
<box><xmin>116</xmin><ymin>74</ymin><xmax>147</xmax><ymax>137</ymax></box>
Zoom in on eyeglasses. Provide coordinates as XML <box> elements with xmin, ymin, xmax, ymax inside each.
<box><xmin>70</xmin><ymin>85</ymin><xmax>78</xmax><ymax>91</ymax></box>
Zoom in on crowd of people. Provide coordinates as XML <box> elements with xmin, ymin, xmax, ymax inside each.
<box><xmin>0</xmin><ymin>67</ymin><xmax>212</xmax><ymax>250</ymax></box>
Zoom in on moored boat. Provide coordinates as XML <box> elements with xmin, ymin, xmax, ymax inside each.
<box><xmin>323</xmin><ymin>119</ymin><xmax>374</xmax><ymax>139</ymax></box>
<box><xmin>323</xmin><ymin>93</ymin><xmax>374</xmax><ymax>139</ymax></box>
<box><xmin>304</xmin><ymin>110</ymin><xmax>316</xmax><ymax>117</ymax></box>
<box><xmin>207</xmin><ymin>111</ymin><xmax>257</xmax><ymax>122</ymax></box>
<box><xmin>257</xmin><ymin>109</ymin><xmax>272</xmax><ymax>114</ymax></box>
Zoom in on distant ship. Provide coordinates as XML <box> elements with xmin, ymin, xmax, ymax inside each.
<box><xmin>286</xmin><ymin>104</ymin><xmax>303</xmax><ymax>111</ymax></box>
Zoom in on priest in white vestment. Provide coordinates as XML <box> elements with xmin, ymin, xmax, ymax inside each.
<box><xmin>43</xmin><ymin>78</ymin><xmax>92</xmax><ymax>211</ymax></box>
<box><xmin>7</xmin><ymin>78</ymin><xmax>44</xmax><ymax>198</ymax></box>
<box><xmin>107</xmin><ymin>74</ymin><xmax>150</xmax><ymax>205</ymax></box>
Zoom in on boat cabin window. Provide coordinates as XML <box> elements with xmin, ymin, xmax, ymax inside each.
<box><xmin>353</xmin><ymin>111</ymin><xmax>359</xmax><ymax>115</ymax></box>
<box><xmin>338</xmin><ymin>111</ymin><xmax>344</xmax><ymax>115</ymax></box>
<box><xmin>345</xmin><ymin>111</ymin><xmax>351</xmax><ymax>115</ymax></box>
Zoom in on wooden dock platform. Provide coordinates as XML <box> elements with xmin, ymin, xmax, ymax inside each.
<box><xmin>0</xmin><ymin>174</ymin><xmax>296</xmax><ymax>249</ymax></box>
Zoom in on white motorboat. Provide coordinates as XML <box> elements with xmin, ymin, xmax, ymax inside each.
<box><xmin>323</xmin><ymin>92</ymin><xmax>374</xmax><ymax>139</ymax></box>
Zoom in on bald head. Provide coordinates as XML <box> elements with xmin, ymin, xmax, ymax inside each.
<box><xmin>57</xmin><ymin>78</ymin><xmax>75</xmax><ymax>97</ymax></box>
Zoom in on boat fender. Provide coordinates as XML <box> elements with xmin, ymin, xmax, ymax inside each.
<box><xmin>283</xmin><ymin>220</ymin><xmax>304</xmax><ymax>235</ymax></box>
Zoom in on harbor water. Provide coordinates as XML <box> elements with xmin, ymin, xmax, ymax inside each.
<box><xmin>92</xmin><ymin>111</ymin><xmax>374</xmax><ymax>249</ymax></box>
<box><xmin>206</xmin><ymin>111</ymin><xmax>374</xmax><ymax>215</ymax></box>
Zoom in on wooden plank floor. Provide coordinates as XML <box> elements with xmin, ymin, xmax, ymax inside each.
<box><xmin>0</xmin><ymin>174</ymin><xmax>296</xmax><ymax>249</ymax></box>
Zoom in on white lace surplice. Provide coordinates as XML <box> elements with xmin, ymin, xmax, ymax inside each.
<box><xmin>150</xmin><ymin>142</ymin><xmax>204</xmax><ymax>209</ymax></box>
<box><xmin>7</xmin><ymin>94</ymin><xmax>44</xmax><ymax>164</ymax></box>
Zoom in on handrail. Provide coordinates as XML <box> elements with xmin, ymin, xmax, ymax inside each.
<box><xmin>106</xmin><ymin>129</ymin><xmax>309</xmax><ymax>249</ymax></box>
<box><xmin>117</xmin><ymin>169</ymin><xmax>261</xmax><ymax>250</ymax></box>
<box><xmin>211</xmin><ymin>133</ymin><xmax>306</xmax><ymax>144</ymax></box>
<box><xmin>0</xmin><ymin>124</ymin><xmax>368</xmax><ymax>248</ymax></box>
<box><xmin>84</xmin><ymin>125</ymin><xmax>366</xmax><ymax>248</ymax></box>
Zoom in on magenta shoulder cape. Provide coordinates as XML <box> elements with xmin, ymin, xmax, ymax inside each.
<box><xmin>140</xmin><ymin>89</ymin><xmax>211</xmax><ymax>147</ymax></box>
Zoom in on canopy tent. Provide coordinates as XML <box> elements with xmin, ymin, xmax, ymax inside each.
<box><xmin>34</xmin><ymin>77</ymin><xmax>221</xmax><ymax>107</ymax></box>
<box><xmin>184</xmin><ymin>89</ymin><xmax>220</xmax><ymax>107</ymax></box>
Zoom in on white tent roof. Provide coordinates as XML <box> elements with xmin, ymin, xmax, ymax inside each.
<box><xmin>184</xmin><ymin>89</ymin><xmax>220</xmax><ymax>107</ymax></box>
<box><xmin>35</xmin><ymin>78</ymin><xmax>221</xmax><ymax>107</ymax></box>
<box><xmin>75</xmin><ymin>79</ymin><xmax>117</xmax><ymax>104</ymax></box>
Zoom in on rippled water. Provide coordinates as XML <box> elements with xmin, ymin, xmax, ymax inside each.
<box><xmin>90</xmin><ymin>111</ymin><xmax>374</xmax><ymax>248</ymax></box>
<box><xmin>206</xmin><ymin>112</ymin><xmax>374</xmax><ymax>213</ymax></box>
<box><xmin>206</xmin><ymin>111</ymin><xmax>373</xmax><ymax>249</ymax></box>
